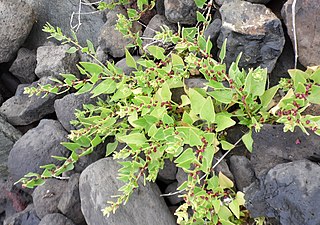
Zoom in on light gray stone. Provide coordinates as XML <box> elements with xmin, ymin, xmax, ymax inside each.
<box><xmin>24</xmin><ymin>0</ymin><xmax>105</xmax><ymax>48</ymax></box>
<box><xmin>79</xmin><ymin>158</ymin><xmax>176</xmax><ymax>225</ymax></box>
<box><xmin>33</xmin><ymin>179</ymin><xmax>68</xmax><ymax>219</ymax></box>
<box><xmin>39</xmin><ymin>213</ymin><xmax>75</xmax><ymax>225</ymax></box>
<box><xmin>282</xmin><ymin>0</ymin><xmax>320</xmax><ymax>67</ymax></box>
<box><xmin>0</xmin><ymin>0</ymin><xmax>35</xmax><ymax>63</ymax></box>
<box><xmin>0</xmin><ymin>116</ymin><xmax>22</xmax><ymax>178</ymax></box>
<box><xmin>35</xmin><ymin>45</ymin><xmax>79</xmax><ymax>79</ymax></box>
<box><xmin>0</xmin><ymin>77</ymin><xmax>64</xmax><ymax>126</ymax></box>
<box><xmin>217</xmin><ymin>0</ymin><xmax>285</xmax><ymax>72</ymax></box>
<box><xmin>7</xmin><ymin>120</ymin><xmax>69</xmax><ymax>182</ymax></box>
<box><xmin>58</xmin><ymin>174</ymin><xmax>85</xmax><ymax>225</ymax></box>
<box><xmin>9</xmin><ymin>48</ymin><xmax>37</xmax><ymax>84</ymax></box>
<box><xmin>141</xmin><ymin>14</ymin><xmax>177</xmax><ymax>53</ymax></box>
<box><xmin>54</xmin><ymin>93</ymin><xmax>96</xmax><ymax>132</ymax></box>
<box><xmin>164</xmin><ymin>0</ymin><xmax>197</xmax><ymax>25</ymax></box>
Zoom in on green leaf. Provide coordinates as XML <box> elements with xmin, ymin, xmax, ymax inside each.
<box><xmin>260</xmin><ymin>85</ymin><xmax>279</xmax><ymax>110</ymax></box>
<box><xmin>308</xmin><ymin>85</ymin><xmax>320</xmax><ymax>104</ymax></box>
<box><xmin>91</xmin><ymin>78</ymin><xmax>116</xmax><ymax>97</ymax></box>
<box><xmin>147</xmin><ymin>45</ymin><xmax>166</xmax><ymax>60</ymax></box>
<box><xmin>106</xmin><ymin>141</ymin><xmax>118</xmax><ymax>157</ymax></box>
<box><xmin>86</xmin><ymin>40</ymin><xmax>95</xmax><ymax>54</ymax></box>
<box><xmin>242</xmin><ymin>130</ymin><xmax>253</xmax><ymax>152</ymax></box>
<box><xmin>219</xmin><ymin>172</ymin><xmax>234</xmax><ymax>188</ymax></box>
<box><xmin>189</xmin><ymin>88</ymin><xmax>206</xmax><ymax>114</ymax></box>
<box><xmin>125</xmin><ymin>49</ymin><xmax>137</xmax><ymax>69</ymax></box>
<box><xmin>66</xmin><ymin>46</ymin><xmax>78</xmax><ymax>54</ymax></box>
<box><xmin>117</xmin><ymin>133</ymin><xmax>147</xmax><ymax>145</ymax></box>
<box><xmin>79</xmin><ymin>62</ymin><xmax>103</xmax><ymax>77</ymax></box>
<box><xmin>219</xmin><ymin>39</ymin><xmax>227</xmax><ymax>63</ymax></box>
<box><xmin>244</xmin><ymin>67</ymin><xmax>268</xmax><ymax>97</ymax></box>
<box><xmin>155</xmin><ymin>82</ymin><xmax>172</xmax><ymax>102</ymax></box>
<box><xmin>229</xmin><ymin>200</ymin><xmax>240</xmax><ymax>219</ymax></box>
<box><xmin>51</xmin><ymin>155</ymin><xmax>68</xmax><ymax>161</ymax></box>
<box><xmin>201</xmin><ymin>145</ymin><xmax>215</xmax><ymax>173</ymax></box>
<box><xmin>200</xmin><ymin>97</ymin><xmax>215</xmax><ymax>123</ymax></box>
<box><xmin>189</xmin><ymin>128</ymin><xmax>203</xmax><ymax>146</ymax></box>
<box><xmin>180</xmin><ymin>95</ymin><xmax>191</xmax><ymax>107</ymax></box>
<box><xmin>171</xmin><ymin>53</ymin><xmax>184</xmax><ymax>67</ymax></box>
<box><xmin>310</xmin><ymin>68</ymin><xmax>320</xmax><ymax>84</ymax></box>
<box><xmin>174</xmin><ymin>148</ymin><xmax>195</xmax><ymax>169</ymax></box>
<box><xmin>91</xmin><ymin>135</ymin><xmax>102</xmax><ymax>147</ymax></box>
<box><xmin>208</xmin><ymin>89</ymin><xmax>233</xmax><ymax>104</ymax></box>
<box><xmin>196</xmin><ymin>11</ymin><xmax>206</xmax><ymax>22</ymax></box>
<box><xmin>61</xmin><ymin>142</ymin><xmax>81</xmax><ymax>152</ymax></box>
<box><xmin>194</xmin><ymin>0</ymin><xmax>206</xmax><ymax>8</ymax></box>
<box><xmin>76</xmin><ymin>82</ymin><xmax>93</xmax><ymax>95</ymax></box>
<box><xmin>220</xmin><ymin>140</ymin><xmax>235</xmax><ymax>151</ymax></box>
<box><xmin>215</xmin><ymin>113</ymin><xmax>236</xmax><ymax>132</ymax></box>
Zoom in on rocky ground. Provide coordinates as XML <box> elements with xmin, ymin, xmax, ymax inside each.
<box><xmin>0</xmin><ymin>0</ymin><xmax>319</xmax><ymax>225</ymax></box>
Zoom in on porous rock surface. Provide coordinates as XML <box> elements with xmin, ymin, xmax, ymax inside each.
<box><xmin>33</xmin><ymin>179</ymin><xmax>68</xmax><ymax>219</ymax></box>
<box><xmin>245</xmin><ymin>160</ymin><xmax>320</xmax><ymax>225</ymax></box>
<box><xmin>0</xmin><ymin>77</ymin><xmax>63</xmax><ymax>126</ymax></box>
<box><xmin>35</xmin><ymin>44</ymin><xmax>79</xmax><ymax>79</ymax></box>
<box><xmin>217</xmin><ymin>0</ymin><xmax>285</xmax><ymax>72</ymax></box>
<box><xmin>24</xmin><ymin>0</ymin><xmax>105</xmax><ymax>48</ymax></box>
<box><xmin>0</xmin><ymin>116</ymin><xmax>22</xmax><ymax>178</ymax></box>
<box><xmin>7</xmin><ymin>120</ymin><xmax>69</xmax><ymax>182</ymax></box>
<box><xmin>0</xmin><ymin>0</ymin><xmax>35</xmax><ymax>63</ymax></box>
<box><xmin>9</xmin><ymin>48</ymin><xmax>37</xmax><ymax>84</ymax></box>
<box><xmin>79</xmin><ymin>158</ymin><xmax>176</xmax><ymax>225</ymax></box>
<box><xmin>39</xmin><ymin>213</ymin><xmax>76</xmax><ymax>225</ymax></box>
<box><xmin>282</xmin><ymin>0</ymin><xmax>320</xmax><ymax>67</ymax></box>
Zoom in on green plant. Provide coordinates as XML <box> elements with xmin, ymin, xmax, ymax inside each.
<box><xmin>18</xmin><ymin>0</ymin><xmax>320</xmax><ymax>224</ymax></box>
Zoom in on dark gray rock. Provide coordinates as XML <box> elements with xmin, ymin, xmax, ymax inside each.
<box><xmin>0</xmin><ymin>116</ymin><xmax>22</xmax><ymax>178</ymax></box>
<box><xmin>0</xmin><ymin>0</ymin><xmax>35</xmax><ymax>63</ymax></box>
<box><xmin>0</xmin><ymin>72</ymin><xmax>21</xmax><ymax>95</ymax></box>
<box><xmin>164</xmin><ymin>182</ymin><xmax>183</xmax><ymax>205</ymax></box>
<box><xmin>4</xmin><ymin>204</ymin><xmax>40</xmax><ymax>225</ymax></box>
<box><xmin>39</xmin><ymin>213</ymin><xmax>75</xmax><ymax>225</ymax></box>
<box><xmin>98</xmin><ymin>25</ymin><xmax>132</xmax><ymax>58</ymax></box>
<box><xmin>9</xmin><ymin>48</ymin><xmax>37</xmax><ymax>84</ymax></box>
<box><xmin>250</xmin><ymin>124</ymin><xmax>320</xmax><ymax>177</ymax></box>
<box><xmin>24</xmin><ymin>0</ymin><xmax>105</xmax><ymax>48</ymax></box>
<box><xmin>156</xmin><ymin>0</ymin><xmax>165</xmax><ymax>15</ymax></box>
<box><xmin>176</xmin><ymin>167</ymin><xmax>188</xmax><ymax>190</ymax></box>
<box><xmin>115</xmin><ymin>56</ymin><xmax>140</xmax><ymax>75</ymax></box>
<box><xmin>215</xmin><ymin>0</ymin><xmax>271</xmax><ymax>6</ymax></box>
<box><xmin>164</xmin><ymin>0</ymin><xmax>197</xmax><ymax>25</ymax></box>
<box><xmin>54</xmin><ymin>93</ymin><xmax>96</xmax><ymax>132</ymax></box>
<box><xmin>0</xmin><ymin>77</ymin><xmax>63</xmax><ymax>126</ymax></box>
<box><xmin>35</xmin><ymin>45</ymin><xmax>79</xmax><ymax>79</ymax></box>
<box><xmin>217</xmin><ymin>0</ymin><xmax>285</xmax><ymax>72</ymax></box>
<box><xmin>213</xmin><ymin>151</ymin><xmax>234</xmax><ymax>181</ymax></box>
<box><xmin>33</xmin><ymin>179</ymin><xmax>68</xmax><ymax>219</ymax></box>
<box><xmin>7</xmin><ymin>119</ymin><xmax>69</xmax><ymax>182</ymax></box>
<box><xmin>245</xmin><ymin>160</ymin><xmax>320</xmax><ymax>225</ymax></box>
<box><xmin>141</xmin><ymin>14</ymin><xmax>177</xmax><ymax>53</ymax></box>
<box><xmin>79</xmin><ymin>158</ymin><xmax>176</xmax><ymax>225</ymax></box>
<box><xmin>98</xmin><ymin>7</ymin><xmax>136</xmax><ymax>58</ymax></box>
<box><xmin>58</xmin><ymin>174</ymin><xmax>85</xmax><ymax>225</ymax></box>
<box><xmin>204</xmin><ymin>19</ymin><xmax>222</xmax><ymax>55</ymax></box>
<box><xmin>282</xmin><ymin>0</ymin><xmax>320</xmax><ymax>67</ymax></box>
<box><xmin>269</xmin><ymin>32</ymin><xmax>295</xmax><ymax>87</ymax></box>
<box><xmin>229</xmin><ymin>155</ymin><xmax>256</xmax><ymax>191</ymax></box>
<box><xmin>158</xmin><ymin>159</ymin><xmax>177</xmax><ymax>183</ymax></box>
